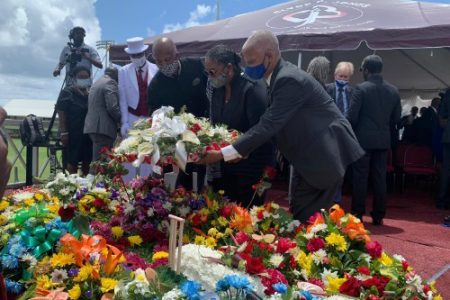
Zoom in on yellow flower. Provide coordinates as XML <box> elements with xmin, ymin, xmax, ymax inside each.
<box><xmin>205</xmin><ymin>237</ymin><xmax>217</xmax><ymax>249</ymax></box>
<box><xmin>68</xmin><ymin>284</ymin><xmax>81</xmax><ymax>300</ymax></box>
<box><xmin>430</xmin><ymin>281</ymin><xmax>438</xmax><ymax>293</ymax></box>
<box><xmin>326</xmin><ymin>276</ymin><xmax>347</xmax><ymax>293</ymax></box>
<box><xmin>47</xmin><ymin>203</ymin><xmax>60</xmax><ymax>214</ymax></box>
<box><xmin>224</xmin><ymin>228</ymin><xmax>233</xmax><ymax>236</ymax></box>
<box><xmin>296</xmin><ymin>251</ymin><xmax>313</xmax><ymax>276</ymax></box>
<box><xmin>379</xmin><ymin>252</ymin><xmax>393</xmax><ymax>266</ymax></box>
<box><xmin>194</xmin><ymin>235</ymin><xmax>205</xmax><ymax>245</ymax></box>
<box><xmin>152</xmin><ymin>251</ymin><xmax>169</xmax><ymax>261</ymax></box>
<box><xmin>325</xmin><ymin>233</ymin><xmax>348</xmax><ymax>252</ymax></box>
<box><xmin>100</xmin><ymin>278</ymin><xmax>118</xmax><ymax>293</ymax></box>
<box><xmin>216</xmin><ymin>232</ymin><xmax>224</xmax><ymax>239</ymax></box>
<box><xmin>36</xmin><ymin>275</ymin><xmax>52</xmax><ymax>289</ymax></box>
<box><xmin>50</xmin><ymin>253</ymin><xmax>75</xmax><ymax>268</ymax></box>
<box><xmin>217</xmin><ymin>216</ymin><xmax>229</xmax><ymax>227</ymax></box>
<box><xmin>35</xmin><ymin>193</ymin><xmax>44</xmax><ymax>201</ymax></box>
<box><xmin>218</xmin><ymin>190</ymin><xmax>225</xmax><ymax>195</ymax></box>
<box><xmin>111</xmin><ymin>226</ymin><xmax>124</xmax><ymax>239</ymax></box>
<box><xmin>24</xmin><ymin>198</ymin><xmax>35</xmax><ymax>206</ymax></box>
<box><xmin>0</xmin><ymin>215</ymin><xmax>7</xmax><ymax>226</ymax></box>
<box><xmin>0</xmin><ymin>200</ymin><xmax>9</xmax><ymax>211</ymax></box>
<box><xmin>89</xmin><ymin>207</ymin><xmax>96</xmax><ymax>213</ymax></box>
<box><xmin>128</xmin><ymin>235</ymin><xmax>143</xmax><ymax>246</ymax></box>
<box><xmin>433</xmin><ymin>295</ymin><xmax>443</xmax><ymax>300</ymax></box>
<box><xmin>208</xmin><ymin>227</ymin><xmax>218</xmax><ymax>237</ymax></box>
<box><xmin>74</xmin><ymin>264</ymin><xmax>93</xmax><ymax>282</ymax></box>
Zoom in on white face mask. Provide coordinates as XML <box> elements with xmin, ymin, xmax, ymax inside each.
<box><xmin>130</xmin><ymin>56</ymin><xmax>146</xmax><ymax>69</ymax></box>
<box><xmin>76</xmin><ymin>78</ymin><xmax>91</xmax><ymax>88</ymax></box>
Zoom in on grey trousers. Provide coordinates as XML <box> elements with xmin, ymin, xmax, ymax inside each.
<box><xmin>290</xmin><ymin>170</ymin><xmax>340</xmax><ymax>223</ymax></box>
<box><xmin>89</xmin><ymin>133</ymin><xmax>115</xmax><ymax>162</ymax></box>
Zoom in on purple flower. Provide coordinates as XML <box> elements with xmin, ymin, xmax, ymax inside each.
<box><xmin>68</xmin><ymin>267</ymin><xmax>79</xmax><ymax>277</ymax></box>
<box><xmin>84</xmin><ymin>290</ymin><xmax>93</xmax><ymax>298</ymax></box>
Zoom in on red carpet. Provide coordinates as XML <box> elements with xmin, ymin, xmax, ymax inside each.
<box><xmin>267</xmin><ymin>183</ymin><xmax>450</xmax><ymax>298</ymax></box>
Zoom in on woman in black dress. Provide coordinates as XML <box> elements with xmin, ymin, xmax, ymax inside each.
<box><xmin>56</xmin><ymin>66</ymin><xmax>93</xmax><ymax>175</ymax></box>
<box><xmin>205</xmin><ymin>45</ymin><xmax>274</xmax><ymax>208</ymax></box>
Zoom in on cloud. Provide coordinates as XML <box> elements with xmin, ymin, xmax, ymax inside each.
<box><xmin>147</xmin><ymin>27</ymin><xmax>157</xmax><ymax>37</ymax></box>
<box><xmin>0</xmin><ymin>0</ymin><xmax>102</xmax><ymax>102</ymax></box>
<box><xmin>162</xmin><ymin>4</ymin><xmax>214</xmax><ymax>33</ymax></box>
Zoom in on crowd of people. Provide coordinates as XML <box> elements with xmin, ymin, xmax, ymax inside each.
<box><xmin>1</xmin><ymin>26</ymin><xmax>448</xmax><ymax>225</ymax></box>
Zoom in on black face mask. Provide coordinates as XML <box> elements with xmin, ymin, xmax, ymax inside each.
<box><xmin>73</xmin><ymin>37</ymin><xmax>83</xmax><ymax>47</ymax></box>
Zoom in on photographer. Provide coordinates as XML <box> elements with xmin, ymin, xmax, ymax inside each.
<box><xmin>53</xmin><ymin>26</ymin><xmax>102</xmax><ymax>86</ymax></box>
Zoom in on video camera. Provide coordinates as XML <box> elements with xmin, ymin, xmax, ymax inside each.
<box><xmin>66</xmin><ymin>42</ymin><xmax>89</xmax><ymax>68</ymax></box>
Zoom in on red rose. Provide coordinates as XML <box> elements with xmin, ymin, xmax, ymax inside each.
<box><xmin>423</xmin><ymin>285</ymin><xmax>431</xmax><ymax>294</ymax></box>
<box><xmin>190</xmin><ymin>123</ymin><xmax>202</xmax><ymax>134</ymax></box>
<box><xmin>402</xmin><ymin>260</ymin><xmax>409</xmax><ymax>271</ymax></box>
<box><xmin>263</xmin><ymin>166</ymin><xmax>277</xmax><ymax>180</ymax></box>
<box><xmin>256</xmin><ymin>210</ymin><xmax>264</xmax><ymax>220</ymax></box>
<box><xmin>366</xmin><ymin>241</ymin><xmax>383</xmax><ymax>258</ymax></box>
<box><xmin>127</xmin><ymin>153</ymin><xmax>137</xmax><ymax>162</ymax></box>
<box><xmin>93</xmin><ymin>198</ymin><xmax>106</xmax><ymax>209</ymax></box>
<box><xmin>339</xmin><ymin>275</ymin><xmax>362</xmax><ymax>297</ymax></box>
<box><xmin>306</xmin><ymin>237</ymin><xmax>326</xmax><ymax>252</ymax></box>
<box><xmin>276</xmin><ymin>237</ymin><xmax>297</xmax><ymax>254</ymax></box>
<box><xmin>242</xmin><ymin>256</ymin><xmax>266</xmax><ymax>275</ymax></box>
<box><xmin>219</xmin><ymin>205</ymin><xmax>234</xmax><ymax>218</ymax></box>
<box><xmin>362</xmin><ymin>275</ymin><xmax>390</xmax><ymax>294</ymax></box>
<box><xmin>289</xmin><ymin>255</ymin><xmax>297</xmax><ymax>269</ymax></box>
<box><xmin>357</xmin><ymin>266</ymin><xmax>371</xmax><ymax>275</ymax></box>
<box><xmin>261</xmin><ymin>269</ymin><xmax>288</xmax><ymax>295</ymax></box>
<box><xmin>235</xmin><ymin>232</ymin><xmax>250</xmax><ymax>245</ymax></box>
<box><xmin>58</xmin><ymin>204</ymin><xmax>75</xmax><ymax>221</ymax></box>
<box><xmin>366</xmin><ymin>295</ymin><xmax>382</xmax><ymax>300</ymax></box>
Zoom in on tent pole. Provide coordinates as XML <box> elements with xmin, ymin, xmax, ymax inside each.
<box><xmin>297</xmin><ymin>52</ymin><xmax>302</xmax><ymax>69</ymax></box>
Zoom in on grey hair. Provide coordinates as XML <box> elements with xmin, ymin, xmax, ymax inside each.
<box><xmin>307</xmin><ymin>56</ymin><xmax>330</xmax><ymax>86</ymax></box>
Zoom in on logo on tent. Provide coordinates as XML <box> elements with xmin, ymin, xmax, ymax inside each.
<box><xmin>266</xmin><ymin>2</ymin><xmax>366</xmax><ymax>32</ymax></box>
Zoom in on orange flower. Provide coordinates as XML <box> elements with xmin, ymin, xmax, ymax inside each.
<box><xmin>306</xmin><ymin>213</ymin><xmax>325</xmax><ymax>233</ymax></box>
<box><xmin>343</xmin><ymin>215</ymin><xmax>370</xmax><ymax>242</ymax></box>
<box><xmin>329</xmin><ymin>204</ymin><xmax>345</xmax><ymax>225</ymax></box>
<box><xmin>229</xmin><ymin>206</ymin><xmax>253</xmax><ymax>233</ymax></box>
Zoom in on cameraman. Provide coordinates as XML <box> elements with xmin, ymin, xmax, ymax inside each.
<box><xmin>53</xmin><ymin>26</ymin><xmax>103</xmax><ymax>86</ymax></box>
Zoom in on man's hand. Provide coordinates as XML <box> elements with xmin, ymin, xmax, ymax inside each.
<box><xmin>195</xmin><ymin>150</ymin><xmax>224</xmax><ymax>165</ymax></box>
<box><xmin>53</xmin><ymin>68</ymin><xmax>61</xmax><ymax>77</ymax></box>
<box><xmin>60</xmin><ymin>134</ymin><xmax>69</xmax><ymax>147</ymax></box>
<box><xmin>120</xmin><ymin>123</ymin><xmax>130</xmax><ymax>137</ymax></box>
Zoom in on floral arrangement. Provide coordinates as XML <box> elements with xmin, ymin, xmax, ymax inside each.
<box><xmin>112</xmin><ymin>106</ymin><xmax>239</xmax><ymax>171</ymax></box>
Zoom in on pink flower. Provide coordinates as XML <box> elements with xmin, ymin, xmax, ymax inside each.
<box><xmin>306</xmin><ymin>237</ymin><xmax>325</xmax><ymax>252</ymax></box>
<box><xmin>261</xmin><ymin>269</ymin><xmax>288</xmax><ymax>295</ymax></box>
<box><xmin>366</xmin><ymin>241</ymin><xmax>383</xmax><ymax>258</ymax></box>
<box><xmin>276</xmin><ymin>238</ymin><xmax>296</xmax><ymax>254</ymax></box>
<box><xmin>235</xmin><ymin>232</ymin><xmax>250</xmax><ymax>245</ymax></box>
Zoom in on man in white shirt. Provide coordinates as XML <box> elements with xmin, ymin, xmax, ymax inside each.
<box><xmin>118</xmin><ymin>37</ymin><xmax>158</xmax><ymax>181</ymax></box>
<box><xmin>53</xmin><ymin>26</ymin><xmax>103</xmax><ymax>86</ymax></box>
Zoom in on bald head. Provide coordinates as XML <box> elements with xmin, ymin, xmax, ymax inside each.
<box><xmin>152</xmin><ymin>37</ymin><xmax>178</xmax><ymax>65</ymax></box>
<box><xmin>241</xmin><ymin>31</ymin><xmax>280</xmax><ymax>79</ymax></box>
<box><xmin>242</xmin><ymin>30</ymin><xmax>280</xmax><ymax>56</ymax></box>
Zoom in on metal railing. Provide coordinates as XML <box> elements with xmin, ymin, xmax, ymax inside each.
<box><xmin>4</xmin><ymin>117</ymin><xmax>64</xmax><ymax>188</ymax></box>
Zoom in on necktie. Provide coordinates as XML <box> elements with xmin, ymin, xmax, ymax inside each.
<box><xmin>337</xmin><ymin>86</ymin><xmax>345</xmax><ymax>113</ymax></box>
<box><xmin>138</xmin><ymin>68</ymin><xmax>144</xmax><ymax>81</ymax></box>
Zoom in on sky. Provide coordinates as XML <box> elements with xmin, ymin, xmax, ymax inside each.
<box><xmin>1</xmin><ymin>0</ymin><xmax>449</xmax><ymax>106</ymax></box>
<box><xmin>0</xmin><ymin>0</ymin><xmax>282</xmax><ymax>105</ymax></box>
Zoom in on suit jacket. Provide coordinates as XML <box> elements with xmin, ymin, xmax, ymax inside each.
<box><xmin>84</xmin><ymin>75</ymin><xmax>121</xmax><ymax>139</ymax></box>
<box><xmin>119</xmin><ymin>61</ymin><xmax>158</xmax><ymax>124</ymax></box>
<box><xmin>233</xmin><ymin>59</ymin><xmax>364</xmax><ymax>189</ymax></box>
<box><xmin>325</xmin><ymin>83</ymin><xmax>354</xmax><ymax>115</ymax></box>
<box><xmin>440</xmin><ymin>89</ymin><xmax>450</xmax><ymax>143</ymax></box>
<box><xmin>347</xmin><ymin>74</ymin><xmax>402</xmax><ymax>150</ymax></box>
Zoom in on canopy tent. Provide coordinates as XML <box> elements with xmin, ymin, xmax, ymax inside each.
<box><xmin>109</xmin><ymin>0</ymin><xmax>450</xmax><ymax>100</ymax></box>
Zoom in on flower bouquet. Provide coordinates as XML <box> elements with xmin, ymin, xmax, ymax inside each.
<box><xmin>113</xmin><ymin>106</ymin><xmax>239</xmax><ymax>172</ymax></box>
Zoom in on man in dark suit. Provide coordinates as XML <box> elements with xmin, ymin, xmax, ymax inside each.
<box><xmin>326</xmin><ymin>61</ymin><xmax>355</xmax><ymax>203</ymax></box>
<box><xmin>347</xmin><ymin>55</ymin><xmax>402</xmax><ymax>225</ymax></box>
<box><xmin>437</xmin><ymin>89</ymin><xmax>450</xmax><ymax>209</ymax></box>
<box><xmin>199</xmin><ymin>31</ymin><xmax>364</xmax><ymax>222</ymax></box>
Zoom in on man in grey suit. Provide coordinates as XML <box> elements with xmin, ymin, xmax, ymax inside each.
<box><xmin>84</xmin><ymin>67</ymin><xmax>121</xmax><ymax>173</ymax></box>
<box><xmin>199</xmin><ymin>31</ymin><xmax>364</xmax><ymax>222</ymax></box>
<box><xmin>347</xmin><ymin>55</ymin><xmax>401</xmax><ymax>225</ymax></box>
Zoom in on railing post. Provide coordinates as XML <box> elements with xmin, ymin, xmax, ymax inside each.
<box><xmin>26</xmin><ymin>146</ymin><xmax>33</xmax><ymax>186</ymax></box>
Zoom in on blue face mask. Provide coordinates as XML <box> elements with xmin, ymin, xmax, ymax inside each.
<box><xmin>335</xmin><ymin>79</ymin><xmax>348</xmax><ymax>87</ymax></box>
<box><xmin>244</xmin><ymin>56</ymin><xmax>267</xmax><ymax>80</ymax></box>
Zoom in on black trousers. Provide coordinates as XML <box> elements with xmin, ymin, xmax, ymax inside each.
<box><xmin>438</xmin><ymin>143</ymin><xmax>450</xmax><ymax>208</ymax></box>
<box><xmin>352</xmin><ymin>149</ymin><xmax>388</xmax><ymax>219</ymax></box>
<box><xmin>290</xmin><ymin>170</ymin><xmax>340</xmax><ymax>223</ymax></box>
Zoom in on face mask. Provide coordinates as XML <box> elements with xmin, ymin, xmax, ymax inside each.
<box><xmin>130</xmin><ymin>56</ymin><xmax>146</xmax><ymax>69</ymax></box>
<box><xmin>159</xmin><ymin>61</ymin><xmax>179</xmax><ymax>77</ymax></box>
<box><xmin>209</xmin><ymin>73</ymin><xmax>228</xmax><ymax>89</ymax></box>
<box><xmin>335</xmin><ymin>79</ymin><xmax>348</xmax><ymax>87</ymax></box>
<box><xmin>76</xmin><ymin>78</ymin><xmax>91</xmax><ymax>88</ymax></box>
<box><xmin>244</xmin><ymin>57</ymin><xmax>267</xmax><ymax>80</ymax></box>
